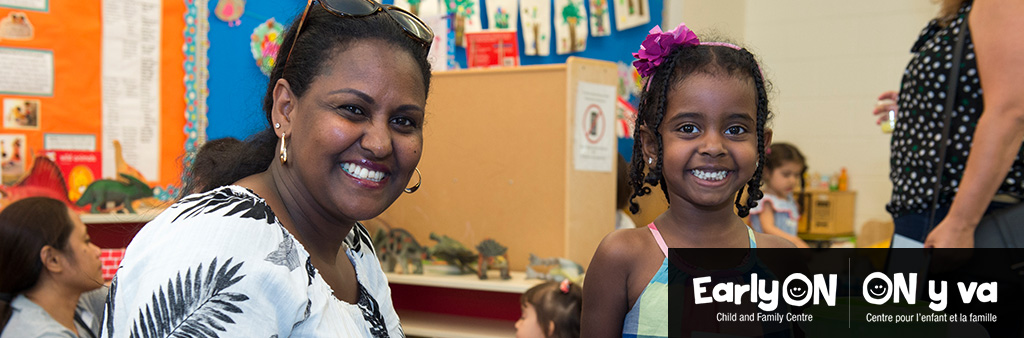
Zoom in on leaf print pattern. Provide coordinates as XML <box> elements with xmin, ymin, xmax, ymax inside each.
<box><xmin>356</xmin><ymin>285</ymin><xmax>389</xmax><ymax>338</ymax></box>
<box><xmin>265</xmin><ymin>227</ymin><xmax>300</xmax><ymax>271</ymax></box>
<box><xmin>104</xmin><ymin>274</ymin><xmax>118</xmax><ymax>337</ymax></box>
<box><xmin>129</xmin><ymin>257</ymin><xmax>249</xmax><ymax>338</ymax></box>
<box><xmin>175</xmin><ymin>188</ymin><xmax>275</xmax><ymax>224</ymax></box>
<box><xmin>345</xmin><ymin>222</ymin><xmax>374</xmax><ymax>257</ymax></box>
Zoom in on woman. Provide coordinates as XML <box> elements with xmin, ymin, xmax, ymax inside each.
<box><xmin>102</xmin><ymin>0</ymin><xmax>433</xmax><ymax>336</ymax></box>
<box><xmin>874</xmin><ymin>0</ymin><xmax>1024</xmax><ymax>248</ymax></box>
<box><xmin>0</xmin><ymin>197</ymin><xmax>105</xmax><ymax>338</ymax></box>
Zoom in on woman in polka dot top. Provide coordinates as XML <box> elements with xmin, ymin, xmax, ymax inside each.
<box><xmin>875</xmin><ymin>0</ymin><xmax>1024</xmax><ymax>248</ymax></box>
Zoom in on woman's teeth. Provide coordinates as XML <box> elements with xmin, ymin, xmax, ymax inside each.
<box><xmin>343</xmin><ymin>163</ymin><xmax>386</xmax><ymax>182</ymax></box>
<box><xmin>691</xmin><ymin>169</ymin><xmax>728</xmax><ymax>181</ymax></box>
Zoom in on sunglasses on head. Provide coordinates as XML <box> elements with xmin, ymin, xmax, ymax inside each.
<box><xmin>284</xmin><ymin>0</ymin><xmax>434</xmax><ymax>65</ymax></box>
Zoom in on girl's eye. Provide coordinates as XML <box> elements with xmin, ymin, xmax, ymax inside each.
<box><xmin>680</xmin><ymin>124</ymin><xmax>700</xmax><ymax>133</ymax></box>
<box><xmin>725</xmin><ymin>126</ymin><xmax>747</xmax><ymax>135</ymax></box>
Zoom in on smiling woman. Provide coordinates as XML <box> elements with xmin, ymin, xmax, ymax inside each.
<box><xmin>101</xmin><ymin>1</ymin><xmax>433</xmax><ymax>336</ymax></box>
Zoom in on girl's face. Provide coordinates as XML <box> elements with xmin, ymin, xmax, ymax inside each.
<box><xmin>60</xmin><ymin>208</ymin><xmax>103</xmax><ymax>290</ymax></box>
<box><xmin>515</xmin><ymin>303</ymin><xmax>548</xmax><ymax>338</ymax></box>
<box><xmin>643</xmin><ymin>73</ymin><xmax>766</xmax><ymax>212</ymax></box>
<box><xmin>276</xmin><ymin>40</ymin><xmax>426</xmax><ymax>222</ymax></box>
<box><xmin>765</xmin><ymin>161</ymin><xmax>803</xmax><ymax>196</ymax></box>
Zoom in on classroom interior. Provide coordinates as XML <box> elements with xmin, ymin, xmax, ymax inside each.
<box><xmin>0</xmin><ymin>0</ymin><xmax>944</xmax><ymax>336</ymax></box>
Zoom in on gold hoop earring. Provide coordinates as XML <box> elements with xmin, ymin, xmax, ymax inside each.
<box><xmin>279</xmin><ymin>132</ymin><xmax>288</xmax><ymax>165</ymax></box>
<box><xmin>404</xmin><ymin>168</ymin><xmax>421</xmax><ymax>193</ymax></box>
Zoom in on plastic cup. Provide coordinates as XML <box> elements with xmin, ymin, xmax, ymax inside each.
<box><xmin>879</xmin><ymin>99</ymin><xmax>896</xmax><ymax>133</ymax></box>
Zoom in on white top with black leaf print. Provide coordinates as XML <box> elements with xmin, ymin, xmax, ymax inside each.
<box><xmin>101</xmin><ymin>186</ymin><xmax>403</xmax><ymax>338</ymax></box>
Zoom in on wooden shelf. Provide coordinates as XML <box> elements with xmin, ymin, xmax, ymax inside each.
<box><xmin>400</xmin><ymin>310</ymin><xmax>515</xmax><ymax>338</ymax></box>
<box><xmin>80</xmin><ymin>212</ymin><xmax>159</xmax><ymax>224</ymax></box>
<box><xmin>386</xmin><ymin>271</ymin><xmax>543</xmax><ymax>294</ymax></box>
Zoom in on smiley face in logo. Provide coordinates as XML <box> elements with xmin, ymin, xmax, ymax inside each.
<box><xmin>867</xmin><ymin>278</ymin><xmax>888</xmax><ymax>298</ymax></box>
<box><xmin>786</xmin><ymin>278</ymin><xmax>809</xmax><ymax>301</ymax></box>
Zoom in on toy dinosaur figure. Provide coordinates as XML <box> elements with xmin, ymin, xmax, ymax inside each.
<box><xmin>525</xmin><ymin>253</ymin><xmax>585</xmax><ymax>284</ymax></box>
<box><xmin>476</xmin><ymin>239</ymin><xmax>510</xmax><ymax>280</ymax></box>
<box><xmin>372</xmin><ymin>227</ymin><xmax>428</xmax><ymax>274</ymax></box>
<box><xmin>0</xmin><ymin>156</ymin><xmax>80</xmax><ymax>211</ymax></box>
<box><xmin>428</xmin><ymin>233</ymin><xmax>477</xmax><ymax>274</ymax></box>
<box><xmin>76</xmin><ymin>173</ymin><xmax>153</xmax><ymax>213</ymax></box>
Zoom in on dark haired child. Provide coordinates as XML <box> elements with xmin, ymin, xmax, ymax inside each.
<box><xmin>747</xmin><ymin>142</ymin><xmax>810</xmax><ymax>248</ymax></box>
<box><xmin>516</xmin><ymin>280</ymin><xmax>582</xmax><ymax>338</ymax></box>
<box><xmin>581</xmin><ymin>23</ymin><xmax>793</xmax><ymax>338</ymax></box>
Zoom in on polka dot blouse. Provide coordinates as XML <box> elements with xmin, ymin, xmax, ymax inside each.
<box><xmin>888</xmin><ymin>0</ymin><xmax>1024</xmax><ymax>217</ymax></box>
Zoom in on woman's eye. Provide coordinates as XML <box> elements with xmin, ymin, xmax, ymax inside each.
<box><xmin>391</xmin><ymin>116</ymin><xmax>416</xmax><ymax>127</ymax></box>
<box><xmin>340</xmin><ymin>105</ymin><xmax>365</xmax><ymax>116</ymax></box>
<box><xmin>725</xmin><ymin>126</ymin><xmax>747</xmax><ymax>135</ymax></box>
<box><xmin>680</xmin><ymin>124</ymin><xmax>700</xmax><ymax>133</ymax></box>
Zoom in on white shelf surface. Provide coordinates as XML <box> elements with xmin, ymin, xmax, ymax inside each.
<box><xmin>80</xmin><ymin>211</ymin><xmax>159</xmax><ymax>224</ymax></box>
<box><xmin>400</xmin><ymin>310</ymin><xmax>515</xmax><ymax>338</ymax></box>
<box><xmin>386</xmin><ymin>271</ymin><xmax>543</xmax><ymax>294</ymax></box>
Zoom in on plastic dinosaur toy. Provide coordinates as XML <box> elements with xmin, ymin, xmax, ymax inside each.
<box><xmin>428</xmin><ymin>233</ymin><xmax>478</xmax><ymax>274</ymax></box>
<box><xmin>372</xmin><ymin>227</ymin><xmax>428</xmax><ymax>274</ymax></box>
<box><xmin>476</xmin><ymin>239</ymin><xmax>510</xmax><ymax>280</ymax></box>
<box><xmin>76</xmin><ymin>173</ymin><xmax>153</xmax><ymax>213</ymax></box>
<box><xmin>525</xmin><ymin>253</ymin><xmax>585</xmax><ymax>283</ymax></box>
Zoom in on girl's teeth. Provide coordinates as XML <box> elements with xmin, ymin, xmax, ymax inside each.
<box><xmin>691</xmin><ymin>169</ymin><xmax>728</xmax><ymax>181</ymax></box>
<box><xmin>344</xmin><ymin>163</ymin><xmax>386</xmax><ymax>182</ymax></box>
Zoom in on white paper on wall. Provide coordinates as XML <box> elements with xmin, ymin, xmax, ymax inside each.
<box><xmin>573</xmin><ymin>81</ymin><xmax>616</xmax><ymax>172</ymax></box>
<box><xmin>519</xmin><ymin>0</ymin><xmax>550</xmax><ymax>56</ymax></box>
<box><xmin>554</xmin><ymin>0</ymin><xmax>587</xmax><ymax>54</ymax></box>
<box><xmin>589</xmin><ymin>0</ymin><xmax>610</xmax><ymax>37</ymax></box>
<box><xmin>613</xmin><ymin>0</ymin><xmax>648</xmax><ymax>31</ymax></box>
<box><xmin>485</xmin><ymin>0</ymin><xmax>517</xmax><ymax>31</ymax></box>
<box><xmin>445</xmin><ymin>0</ymin><xmax>482</xmax><ymax>46</ymax></box>
<box><xmin>394</xmin><ymin>0</ymin><xmax>442</xmax><ymax>17</ymax></box>
<box><xmin>420</xmin><ymin>13</ymin><xmax>450</xmax><ymax>71</ymax></box>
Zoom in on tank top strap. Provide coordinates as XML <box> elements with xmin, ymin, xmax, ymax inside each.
<box><xmin>647</xmin><ymin>223</ymin><xmax>669</xmax><ymax>257</ymax></box>
<box><xmin>747</xmin><ymin>227</ymin><xmax>757</xmax><ymax>249</ymax></box>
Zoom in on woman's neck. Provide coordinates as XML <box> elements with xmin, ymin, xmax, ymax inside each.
<box><xmin>24</xmin><ymin>278</ymin><xmax>82</xmax><ymax>335</ymax></box>
<box><xmin>240</xmin><ymin>164</ymin><xmax>353</xmax><ymax>264</ymax></box>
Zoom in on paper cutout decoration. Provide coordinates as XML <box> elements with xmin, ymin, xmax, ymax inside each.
<box><xmin>250</xmin><ymin>18</ymin><xmax>284</xmax><ymax>76</ymax></box>
<box><xmin>395</xmin><ymin>0</ymin><xmax>443</xmax><ymax>17</ymax></box>
<box><xmin>614</xmin><ymin>0</ymin><xmax>649</xmax><ymax>31</ymax></box>
<box><xmin>0</xmin><ymin>12</ymin><xmax>34</xmax><ymax>41</ymax></box>
<box><xmin>615</xmin><ymin>96</ymin><xmax>637</xmax><ymax>138</ymax></box>
<box><xmin>589</xmin><ymin>0</ymin><xmax>610</xmax><ymax>37</ymax></box>
<box><xmin>520</xmin><ymin>0</ymin><xmax>551</xmax><ymax>56</ymax></box>
<box><xmin>3</xmin><ymin>98</ymin><xmax>39</xmax><ymax>130</ymax></box>
<box><xmin>616</xmin><ymin>61</ymin><xmax>640</xmax><ymax>101</ymax></box>
<box><xmin>485</xmin><ymin>0</ymin><xmax>518</xmax><ymax>30</ymax></box>
<box><xmin>555</xmin><ymin>0</ymin><xmax>587</xmax><ymax>54</ymax></box>
<box><xmin>445</xmin><ymin>0</ymin><xmax>482</xmax><ymax>47</ymax></box>
<box><xmin>215</xmin><ymin>0</ymin><xmax>245</xmax><ymax>27</ymax></box>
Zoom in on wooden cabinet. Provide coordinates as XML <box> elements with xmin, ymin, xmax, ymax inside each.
<box><xmin>797</xmin><ymin>189</ymin><xmax>856</xmax><ymax>237</ymax></box>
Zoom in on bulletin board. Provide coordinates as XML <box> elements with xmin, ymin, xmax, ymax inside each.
<box><xmin>0</xmin><ymin>1</ymin><xmax>190</xmax><ymax>202</ymax></box>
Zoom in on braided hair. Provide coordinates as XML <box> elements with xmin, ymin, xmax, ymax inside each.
<box><xmin>627</xmin><ymin>43</ymin><xmax>772</xmax><ymax>218</ymax></box>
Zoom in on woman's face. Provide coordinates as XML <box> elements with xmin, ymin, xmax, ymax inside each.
<box><xmin>283</xmin><ymin>40</ymin><xmax>425</xmax><ymax>221</ymax></box>
<box><xmin>60</xmin><ymin>208</ymin><xmax>103</xmax><ymax>290</ymax></box>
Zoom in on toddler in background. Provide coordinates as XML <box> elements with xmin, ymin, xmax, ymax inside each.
<box><xmin>747</xmin><ymin>142</ymin><xmax>810</xmax><ymax>248</ymax></box>
<box><xmin>515</xmin><ymin>280</ymin><xmax>582</xmax><ymax>338</ymax></box>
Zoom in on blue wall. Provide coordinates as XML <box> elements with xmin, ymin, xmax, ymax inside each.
<box><xmin>205</xmin><ymin>0</ymin><xmax>661</xmax><ymax>140</ymax></box>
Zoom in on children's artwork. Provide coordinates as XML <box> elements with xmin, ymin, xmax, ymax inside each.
<box><xmin>613</xmin><ymin>0</ymin><xmax>649</xmax><ymax>31</ymax></box>
<box><xmin>420</xmin><ymin>13</ymin><xmax>452</xmax><ymax>71</ymax></box>
<box><xmin>2</xmin><ymin>98</ymin><xmax>39</xmax><ymax>130</ymax></box>
<box><xmin>214</xmin><ymin>0</ymin><xmax>245</xmax><ymax>27</ymax></box>
<box><xmin>554</xmin><ymin>0</ymin><xmax>587</xmax><ymax>54</ymax></box>
<box><xmin>0</xmin><ymin>11</ymin><xmax>34</xmax><ymax>41</ymax></box>
<box><xmin>445</xmin><ymin>0</ymin><xmax>482</xmax><ymax>47</ymax></box>
<box><xmin>465</xmin><ymin>30</ymin><xmax>519</xmax><ymax>68</ymax></box>
<box><xmin>615</xmin><ymin>96</ymin><xmax>637</xmax><ymax>138</ymax></box>
<box><xmin>0</xmin><ymin>134</ymin><xmax>26</xmax><ymax>183</ymax></box>
<box><xmin>0</xmin><ymin>156</ymin><xmax>73</xmax><ymax>210</ymax></box>
<box><xmin>250</xmin><ymin>18</ymin><xmax>283</xmax><ymax>76</ymax></box>
<box><xmin>485</xmin><ymin>0</ymin><xmax>517</xmax><ymax>30</ymax></box>
<box><xmin>589</xmin><ymin>0</ymin><xmax>610</xmax><ymax>37</ymax></box>
<box><xmin>395</xmin><ymin>0</ymin><xmax>443</xmax><ymax>18</ymax></box>
<box><xmin>43</xmin><ymin>150</ymin><xmax>100</xmax><ymax>203</ymax></box>
<box><xmin>519</xmin><ymin>0</ymin><xmax>551</xmax><ymax>56</ymax></box>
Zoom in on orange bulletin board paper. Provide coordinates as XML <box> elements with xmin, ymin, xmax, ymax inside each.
<box><xmin>0</xmin><ymin>2</ymin><xmax>185</xmax><ymax>190</ymax></box>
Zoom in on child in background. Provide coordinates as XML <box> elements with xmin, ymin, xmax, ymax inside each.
<box><xmin>515</xmin><ymin>280</ymin><xmax>582</xmax><ymax>338</ymax></box>
<box><xmin>747</xmin><ymin>143</ymin><xmax>811</xmax><ymax>248</ymax></box>
<box><xmin>581</xmin><ymin>23</ymin><xmax>793</xmax><ymax>338</ymax></box>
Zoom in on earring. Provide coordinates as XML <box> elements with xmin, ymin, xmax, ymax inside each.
<box><xmin>648</xmin><ymin>158</ymin><xmax>653</xmax><ymax>164</ymax></box>
<box><xmin>404</xmin><ymin>168</ymin><xmax>422</xmax><ymax>193</ymax></box>
<box><xmin>275</xmin><ymin>122</ymin><xmax>281</xmax><ymax>129</ymax></box>
<box><xmin>279</xmin><ymin>132</ymin><xmax>288</xmax><ymax>165</ymax></box>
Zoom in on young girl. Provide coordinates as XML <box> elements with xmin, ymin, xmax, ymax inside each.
<box><xmin>747</xmin><ymin>143</ymin><xmax>811</xmax><ymax>248</ymax></box>
<box><xmin>581</xmin><ymin>23</ymin><xmax>793</xmax><ymax>338</ymax></box>
<box><xmin>516</xmin><ymin>280</ymin><xmax>582</xmax><ymax>338</ymax></box>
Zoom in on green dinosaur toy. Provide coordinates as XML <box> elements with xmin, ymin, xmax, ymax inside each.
<box><xmin>428</xmin><ymin>233</ymin><xmax>478</xmax><ymax>274</ymax></box>
<box><xmin>476</xmin><ymin>238</ymin><xmax>510</xmax><ymax>280</ymax></box>
<box><xmin>76</xmin><ymin>173</ymin><xmax>153</xmax><ymax>213</ymax></box>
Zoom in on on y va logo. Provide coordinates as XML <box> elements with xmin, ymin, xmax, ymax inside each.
<box><xmin>863</xmin><ymin>273</ymin><xmax>997</xmax><ymax>311</ymax></box>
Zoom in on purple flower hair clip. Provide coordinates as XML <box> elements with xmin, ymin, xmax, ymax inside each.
<box><xmin>632</xmin><ymin>23</ymin><xmax>700</xmax><ymax>79</ymax></box>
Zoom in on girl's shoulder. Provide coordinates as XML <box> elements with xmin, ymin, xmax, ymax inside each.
<box><xmin>753</xmin><ymin>232</ymin><xmax>797</xmax><ymax>248</ymax></box>
<box><xmin>592</xmin><ymin>227</ymin><xmax>659</xmax><ymax>266</ymax></box>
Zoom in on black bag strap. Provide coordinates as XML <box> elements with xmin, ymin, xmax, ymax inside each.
<box><xmin>926</xmin><ymin>15</ymin><xmax>970</xmax><ymax>233</ymax></box>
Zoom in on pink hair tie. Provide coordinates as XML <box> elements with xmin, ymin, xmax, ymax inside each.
<box><xmin>632</xmin><ymin>23</ymin><xmax>699</xmax><ymax>79</ymax></box>
<box><xmin>559</xmin><ymin>279</ymin><xmax>571</xmax><ymax>294</ymax></box>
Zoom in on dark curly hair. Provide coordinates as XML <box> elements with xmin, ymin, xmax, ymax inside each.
<box><xmin>181</xmin><ymin>3</ymin><xmax>432</xmax><ymax>196</ymax></box>
<box><xmin>627</xmin><ymin>43</ymin><xmax>772</xmax><ymax>218</ymax></box>
<box><xmin>520</xmin><ymin>280</ymin><xmax>582</xmax><ymax>338</ymax></box>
